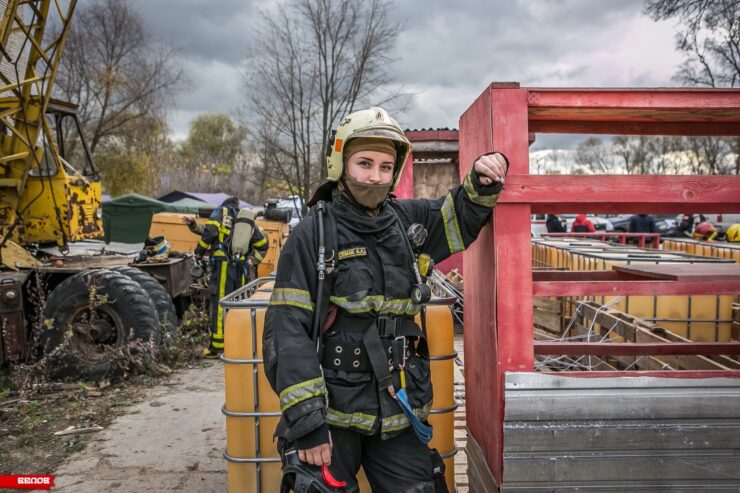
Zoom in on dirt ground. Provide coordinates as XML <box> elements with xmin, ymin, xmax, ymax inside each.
<box><xmin>0</xmin><ymin>361</ymin><xmax>225</xmax><ymax>492</ymax></box>
<box><xmin>52</xmin><ymin>362</ymin><xmax>226</xmax><ymax>492</ymax></box>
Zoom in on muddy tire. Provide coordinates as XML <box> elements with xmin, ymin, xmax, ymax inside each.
<box><xmin>38</xmin><ymin>269</ymin><xmax>160</xmax><ymax>381</ymax></box>
<box><xmin>110</xmin><ymin>266</ymin><xmax>178</xmax><ymax>345</ymax></box>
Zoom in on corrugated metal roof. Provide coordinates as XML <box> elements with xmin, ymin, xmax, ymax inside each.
<box><xmin>157</xmin><ymin>191</ymin><xmax>252</xmax><ymax>209</ymax></box>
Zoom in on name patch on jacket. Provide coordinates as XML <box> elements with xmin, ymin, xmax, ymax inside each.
<box><xmin>338</xmin><ymin>247</ymin><xmax>367</xmax><ymax>260</ymax></box>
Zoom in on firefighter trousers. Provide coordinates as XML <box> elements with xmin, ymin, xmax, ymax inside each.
<box><xmin>326</xmin><ymin>427</ymin><xmax>438</xmax><ymax>493</ymax></box>
<box><xmin>208</xmin><ymin>258</ymin><xmax>248</xmax><ymax>352</ymax></box>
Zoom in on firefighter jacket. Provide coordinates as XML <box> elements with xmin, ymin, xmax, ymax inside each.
<box><xmin>263</xmin><ymin>167</ymin><xmax>503</xmax><ymax>443</ymax></box>
<box><xmin>192</xmin><ymin>207</ymin><xmax>268</xmax><ymax>265</ymax></box>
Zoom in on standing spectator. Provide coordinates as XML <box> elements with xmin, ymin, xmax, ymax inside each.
<box><xmin>546</xmin><ymin>214</ymin><xmax>566</xmax><ymax>233</ymax></box>
<box><xmin>628</xmin><ymin>214</ymin><xmax>657</xmax><ymax>245</ymax></box>
<box><xmin>571</xmin><ymin>214</ymin><xmax>595</xmax><ymax>233</ymax></box>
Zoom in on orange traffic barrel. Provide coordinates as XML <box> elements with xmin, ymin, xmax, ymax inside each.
<box><xmin>222</xmin><ymin>279</ymin><xmax>283</xmax><ymax>493</ymax></box>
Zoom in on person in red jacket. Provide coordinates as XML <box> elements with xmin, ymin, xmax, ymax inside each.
<box><xmin>571</xmin><ymin>214</ymin><xmax>595</xmax><ymax>233</ymax></box>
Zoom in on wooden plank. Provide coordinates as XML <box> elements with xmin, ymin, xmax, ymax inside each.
<box><xmin>643</xmin><ymin>324</ymin><xmax>740</xmax><ymax>370</ymax></box>
<box><xmin>533</xmin><ymin>307</ymin><xmax>561</xmax><ymax>334</ymax></box>
<box><xmin>498</xmin><ymin>175</ymin><xmax>740</xmax><ymax>214</ymax></box>
<box><xmin>613</xmin><ymin>264</ymin><xmax>740</xmax><ymax>282</ymax></box>
<box><xmin>529</xmin><ymin>119</ymin><xmax>740</xmax><ymax>136</ymax></box>
<box><xmin>554</xmin><ymin>322</ymin><xmax>636</xmax><ymax>371</ymax></box>
<box><xmin>533</xmin><ymin>341</ymin><xmax>740</xmax><ymax>356</ymax></box>
<box><xmin>578</xmin><ymin>302</ymin><xmax>730</xmax><ymax>371</ymax></box>
<box><xmin>526</xmin><ymin>87</ymin><xmax>740</xmax><ymax>113</ymax></box>
<box><xmin>465</xmin><ymin>433</ymin><xmax>499</xmax><ymax>493</ymax></box>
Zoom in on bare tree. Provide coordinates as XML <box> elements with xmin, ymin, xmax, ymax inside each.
<box><xmin>575</xmin><ymin>137</ymin><xmax>614</xmax><ymax>173</ymax></box>
<box><xmin>54</xmin><ymin>0</ymin><xmax>185</xmax><ymax>156</ymax></box>
<box><xmin>645</xmin><ymin>0</ymin><xmax>740</xmax><ymax>87</ymax></box>
<box><xmin>244</xmin><ymin>0</ymin><xmax>407</xmax><ymax>205</ymax></box>
<box><xmin>644</xmin><ymin>1</ymin><xmax>739</xmax><ymax>176</ymax></box>
<box><xmin>612</xmin><ymin>136</ymin><xmax>654</xmax><ymax>174</ymax></box>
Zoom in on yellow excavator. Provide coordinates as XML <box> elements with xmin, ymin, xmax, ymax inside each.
<box><xmin>0</xmin><ymin>0</ymin><xmax>192</xmax><ymax>379</ymax></box>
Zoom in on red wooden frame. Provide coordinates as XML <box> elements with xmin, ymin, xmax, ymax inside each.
<box><xmin>460</xmin><ymin>83</ymin><xmax>740</xmax><ymax>485</ymax></box>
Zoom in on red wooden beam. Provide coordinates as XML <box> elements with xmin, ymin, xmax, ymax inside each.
<box><xmin>534</xmin><ymin>341</ymin><xmax>740</xmax><ymax>356</ymax></box>
<box><xmin>527</xmin><ymin>88</ymin><xmax>740</xmax><ymax>112</ymax></box>
<box><xmin>499</xmin><ymin>175</ymin><xmax>740</xmax><ymax>214</ymax></box>
<box><xmin>529</xmin><ymin>120</ymin><xmax>740</xmax><ymax>136</ymax></box>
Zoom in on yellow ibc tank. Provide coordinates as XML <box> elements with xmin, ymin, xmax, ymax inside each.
<box><xmin>663</xmin><ymin>238</ymin><xmax>740</xmax><ymax>262</ymax></box>
<box><xmin>554</xmin><ymin>247</ymin><xmax>736</xmax><ymax>342</ymax></box>
<box><xmin>254</xmin><ymin>219</ymin><xmax>290</xmax><ymax>278</ymax></box>
<box><xmin>225</xmin><ymin>287</ymin><xmax>458</xmax><ymax>493</ymax></box>
<box><xmin>223</xmin><ymin>284</ymin><xmax>283</xmax><ymax>493</ymax></box>
<box><xmin>149</xmin><ymin>212</ymin><xmax>206</xmax><ymax>252</ymax></box>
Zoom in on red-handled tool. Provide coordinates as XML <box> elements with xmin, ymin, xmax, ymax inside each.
<box><xmin>321</xmin><ymin>465</ymin><xmax>347</xmax><ymax>489</ymax></box>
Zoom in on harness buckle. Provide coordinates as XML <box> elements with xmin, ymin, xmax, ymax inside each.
<box><xmin>377</xmin><ymin>316</ymin><xmax>399</xmax><ymax>338</ymax></box>
<box><xmin>391</xmin><ymin>335</ymin><xmax>408</xmax><ymax>370</ymax></box>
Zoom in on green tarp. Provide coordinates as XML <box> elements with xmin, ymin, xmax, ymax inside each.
<box><xmin>102</xmin><ymin>193</ymin><xmax>200</xmax><ymax>244</ymax></box>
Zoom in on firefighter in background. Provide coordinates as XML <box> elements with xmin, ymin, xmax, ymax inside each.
<box><xmin>726</xmin><ymin>223</ymin><xmax>740</xmax><ymax>243</ymax></box>
<box><xmin>692</xmin><ymin>221</ymin><xmax>718</xmax><ymax>241</ymax></box>
<box><xmin>263</xmin><ymin>107</ymin><xmax>508</xmax><ymax>492</ymax></box>
<box><xmin>186</xmin><ymin>196</ymin><xmax>268</xmax><ymax>358</ymax></box>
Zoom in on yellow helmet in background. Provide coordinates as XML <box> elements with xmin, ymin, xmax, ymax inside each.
<box><xmin>726</xmin><ymin>223</ymin><xmax>740</xmax><ymax>243</ymax></box>
<box><xmin>326</xmin><ymin>107</ymin><xmax>412</xmax><ymax>191</ymax></box>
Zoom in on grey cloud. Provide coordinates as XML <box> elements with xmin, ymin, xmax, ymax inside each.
<box><xmin>133</xmin><ymin>0</ymin><xmax>258</xmax><ymax>63</ymax></box>
<box><xmin>137</xmin><ymin>0</ymin><xmax>680</xmax><ymax>148</ymax></box>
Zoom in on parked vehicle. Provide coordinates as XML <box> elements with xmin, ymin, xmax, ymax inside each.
<box><xmin>609</xmin><ymin>214</ymin><xmax>678</xmax><ymax>237</ymax></box>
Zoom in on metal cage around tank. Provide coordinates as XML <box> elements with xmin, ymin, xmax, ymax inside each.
<box><xmin>220</xmin><ymin>278</ymin><xmax>462</xmax><ymax>492</ymax></box>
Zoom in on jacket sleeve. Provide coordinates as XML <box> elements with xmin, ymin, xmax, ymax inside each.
<box><xmin>188</xmin><ymin>221</ymin><xmax>205</xmax><ymax>235</ymax></box>
<box><xmin>262</xmin><ymin>216</ymin><xmax>326</xmax><ymax>442</ymax></box>
<box><xmin>194</xmin><ymin>210</ymin><xmax>221</xmax><ymax>256</ymax></box>
<box><xmin>249</xmin><ymin>226</ymin><xmax>268</xmax><ymax>265</ymax></box>
<box><xmin>392</xmin><ymin>164</ymin><xmax>504</xmax><ymax>264</ymax></box>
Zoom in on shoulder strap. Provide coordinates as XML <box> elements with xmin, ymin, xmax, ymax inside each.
<box><xmin>311</xmin><ymin>202</ymin><xmax>337</xmax><ymax>359</ymax></box>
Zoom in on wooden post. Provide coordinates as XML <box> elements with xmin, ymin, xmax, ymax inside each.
<box><xmin>461</xmin><ymin>83</ymin><xmax>532</xmax><ymax>485</ymax></box>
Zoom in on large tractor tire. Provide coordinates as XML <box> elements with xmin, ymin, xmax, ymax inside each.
<box><xmin>110</xmin><ymin>265</ymin><xmax>178</xmax><ymax>345</ymax></box>
<box><xmin>38</xmin><ymin>269</ymin><xmax>160</xmax><ymax>381</ymax></box>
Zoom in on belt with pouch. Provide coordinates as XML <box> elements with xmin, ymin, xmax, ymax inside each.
<box><xmin>321</xmin><ymin>315</ymin><xmax>421</xmax><ymax>373</ymax></box>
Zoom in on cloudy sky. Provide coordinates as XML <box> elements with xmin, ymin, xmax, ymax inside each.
<box><xmin>139</xmin><ymin>0</ymin><xmax>685</xmax><ymax>149</ymax></box>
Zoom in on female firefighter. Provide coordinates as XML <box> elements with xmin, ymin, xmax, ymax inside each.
<box><xmin>263</xmin><ymin>107</ymin><xmax>508</xmax><ymax>492</ymax></box>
